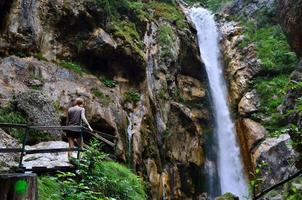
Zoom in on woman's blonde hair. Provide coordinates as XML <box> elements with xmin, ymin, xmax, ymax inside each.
<box><xmin>75</xmin><ymin>97</ymin><xmax>84</xmax><ymax>106</ymax></box>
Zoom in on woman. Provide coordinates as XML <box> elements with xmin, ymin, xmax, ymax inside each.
<box><xmin>66</xmin><ymin>97</ymin><xmax>93</xmax><ymax>158</ymax></box>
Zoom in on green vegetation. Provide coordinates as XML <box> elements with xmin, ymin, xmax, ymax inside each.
<box><xmin>40</xmin><ymin>141</ymin><xmax>146</xmax><ymax>199</ymax></box>
<box><xmin>35</xmin><ymin>53</ymin><xmax>47</xmax><ymax>61</ymax></box>
<box><xmin>185</xmin><ymin>0</ymin><xmax>233</xmax><ymax>12</ymax></box>
<box><xmin>91</xmin><ymin>0</ymin><xmax>188</xmax><ymax>58</ymax></box>
<box><xmin>159</xmin><ymin>88</ymin><xmax>169</xmax><ymax>100</ymax></box>
<box><xmin>157</xmin><ymin>24</ymin><xmax>175</xmax><ymax>58</ymax></box>
<box><xmin>0</xmin><ymin>104</ymin><xmax>27</xmax><ymax>141</ymax></box>
<box><xmin>240</xmin><ymin>24</ymin><xmax>297</xmax><ymax>73</ymax></box>
<box><xmin>112</xmin><ymin>20</ymin><xmax>144</xmax><ymax>57</ymax></box>
<box><xmin>251</xmin><ymin>70</ymin><xmax>290</xmax><ymax>135</ymax></box>
<box><xmin>38</xmin><ymin>177</ymin><xmax>61</xmax><ymax>200</ymax></box>
<box><xmin>91</xmin><ymin>88</ymin><xmax>111</xmax><ymax>106</ymax></box>
<box><xmin>249</xmin><ymin>161</ymin><xmax>267</xmax><ymax>197</ymax></box>
<box><xmin>102</xmin><ymin>79</ymin><xmax>117</xmax><ymax>88</ymax></box>
<box><xmin>58</xmin><ymin>61</ymin><xmax>85</xmax><ymax>75</ymax></box>
<box><xmin>235</xmin><ymin>7</ymin><xmax>299</xmax><ymax>136</ymax></box>
<box><xmin>149</xmin><ymin>2</ymin><xmax>188</xmax><ymax>29</ymax></box>
<box><xmin>124</xmin><ymin>90</ymin><xmax>141</xmax><ymax>104</ymax></box>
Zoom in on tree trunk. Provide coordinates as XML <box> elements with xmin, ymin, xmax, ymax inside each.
<box><xmin>0</xmin><ymin>173</ymin><xmax>38</xmax><ymax>200</ymax></box>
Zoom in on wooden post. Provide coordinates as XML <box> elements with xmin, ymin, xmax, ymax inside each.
<box><xmin>0</xmin><ymin>173</ymin><xmax>38</xmax><ymax>200</ymax></box>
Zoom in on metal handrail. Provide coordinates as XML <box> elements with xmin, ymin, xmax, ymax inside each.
<box><xmin>0</xmin><ymin>123</ymin><xmax>115</xmax><ymax>170</ymax></box>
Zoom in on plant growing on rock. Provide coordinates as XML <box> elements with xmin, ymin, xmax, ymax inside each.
<box><xmin>0</xmin><ymin>104</ymin><xmax>27</xmax><ymax>142</ymax></box>
<box><xmin>58</xmin><ymin>61</ymin><xmax>85</xmax><ymax>75</ymax></box>
<box><xmin>102</xmin><ymin>79</ymin><xmax>117</xmax><ymax>88</ymax></box>
<box><xmin>124</xmin><ymin>90</ymin><xmax>141</xmax><ymax>104</ymax></box>
<box><xmin>91</xmin><ymin>88</ymin><xmax>111</xmax><ymax>106</ymax></box>
<box><xmin>249</xmin><ymin>161</ymin><xmax>268</xmax><ymax>198</ymax></box>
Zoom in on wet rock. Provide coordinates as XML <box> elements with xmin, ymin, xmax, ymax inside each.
<box><xmin>238</xmin><ymin>90</ymin><xmax>260</xmax><ymax>116</ymax></box>
<box><xmin>236</xmin><ymin>118</ymin><xmax>266</xmax><ymax>152</ymax></box>
<box><xmin>146</xmin><ymin>159</ymin><xmax>162</xmax><ymax>200</ymax></box>
<box><xmin>252</xmin><ymin>134</ymin><xmax>298</xmax><ymax>190</ymax></box>
<box><xmin>0</xmin><ymin>129</ymin><xmax>20</xmax><ymax>171</ymax></box>
<box><xmin>219</xmin><ymin>19</ymin><xmax>261</xmax><ymax>106</ymax></box>
<box><xmin>166</xmin><ymin>102</ymin><xmax>204</xmax><ymax>166</ymax></box>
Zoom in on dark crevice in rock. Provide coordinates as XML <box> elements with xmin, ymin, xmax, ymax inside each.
<box><xmin>81</xmin><ymin>52</ymin><xmax>145</xmax><ymax>85</ymax></box>
<box><xmin>178</xmin><ymin>163</ymin><xmax>203</xmax><ymax>198</ymax></box>
<box><xmin>0</xmin><ymin>0</ymin><xmax>13</xmax><ymax>32</ymax></box>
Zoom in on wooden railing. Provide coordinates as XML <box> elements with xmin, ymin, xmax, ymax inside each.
<box><xmin>0</xmin><ymin>123</ymin><xmax>115</xmax><ymax>172</ymax></box>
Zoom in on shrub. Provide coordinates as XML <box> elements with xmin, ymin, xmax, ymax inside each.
<box><xmin>35</xmin><ymin>53</ymin><xmax>47</xmax><ymax>61</ymax></box>
<box><xmin>102</xmin><ymin>79</ymin><xmax>117</xmax><ymax>88</ymax></box>
<box><xmin>59</xmin><ymin>141</ymin><xmax>146</xmax><ymax>200</ymax></box>
<box><xmin>0</xmin><ymin>104</ymin><xmax>27</xmax><ymax>142</ymax></box>
<box><xmin>124</xmin><ymin>90</ymin><xmax>141</xmax><ymax>104</ymax></box>
<box><xmin>252</xmin><ymin>75</ymin><xmax>289</xmax><ymax>134</ymax></box>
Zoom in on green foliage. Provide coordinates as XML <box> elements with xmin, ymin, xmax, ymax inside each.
<box><xmin>158</xmin><ymin>25</ymin><xmax>173</xmax><ymax>46</ymax></box>
<box><xmin>91</xmin><ymin>88</ymin><xmax>111</xmax><ymax>106</ymax></box>
<box><xmin>59</xmin><ymin>141</ymin><xmax>146</xmax><ymax>200</ymax></box>
<box><xmin>159</xmin><ymin>88</ymin><xmax>168</xmax><ymax>100</ymax></box>
<box><xmin>112</xmin><ymin>20</ymin><xmax>144</xmax><ymax>55</ymax></box>
<box><xmin>0</xmin><ymin>104</ymin><xmax>27</xmax><ymax>141</ymax></box>
<box><xmin>235</xmin><ymin>6</ymin><xmax>299</xmax><ymax>137</ymax></box>
<box><xmin>283</xmin><ymin>177</ymin><xmax>302</xmax><ymax>200</ymax></box>
<box><xmin>249</xmin><ymin>161</ymin><xmax>268</xmax><ymax>197</ymax></box>
<box><xmin>35</xmin><ymin>53</ymin><xmax>47</xmax><ymax>61</ymax></box>
<box><xmin>252</xmin><ymin>75</ymin><xmax>289</xmax><ymax>134</ymax></box>
<box><xmin>124</xmin><ymin>90</ymin><xmax>141</xmax><ymax>104</ymax></box>
<box><xmin>58</xmin><ymin>61</ymin><xmax>85</xmax><ymax>75</ymax></box>
<box><xmin>102</xmin><ymin>79</ymin><xmax>117</xmax><ymax>88</ymax></box>
<box><xmin>149</xmin><ymin>2</ymin><xmax>188</xmax><ymax>29</ymax></box>
<box><xmin>241</xmin><ymin>24</ymin><xmax>298</xmax><ymax>73</ymax></box>
<box><xmin>173</xmin><ymin>88</ymin><xmax>185</xmax><ymax>103</ymax></box>
<box><xmin>38</xmin><ymin>177</ymin><xmax>61</xmax><ymax>200</ymax></box>
<box><xmin>157</xmin><ymin>24</ymin><xmax>174</xmax><ymax>58</ymax></box>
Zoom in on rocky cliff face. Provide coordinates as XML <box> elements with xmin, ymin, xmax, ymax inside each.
<box><xmin>218</xmin><ymin>0</ymin><xmax>301</xmax><ymax>193</ymax></box>
<box><xmin>277</xmin><ymin>0</ymin><xmax>302</xmax><ymax>58</ymax></box>
<box><xmin>0</xmin><ymin>0</ymin><xmax>210</xmax><ymax>199</ymax></box>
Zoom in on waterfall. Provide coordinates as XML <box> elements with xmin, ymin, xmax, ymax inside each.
<box><xmin>127</xmin><ymin>113</ymin><xmax>134</xmax><ymax>163</ymax></box>
<box><xmin>189</xmin><ymin>7</ymin><xmax>248</xmax><ymax>198</ymax></box>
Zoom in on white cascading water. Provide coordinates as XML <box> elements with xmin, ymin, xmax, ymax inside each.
<box><xmin>127</xmin><ymin>113</ymin><xmax>134</xmax><ymax>160</ymax></box>
<box><xmin>190</xmin><ymin>7</ymin><xmax>248</xmax><ymax>198</ymax></box>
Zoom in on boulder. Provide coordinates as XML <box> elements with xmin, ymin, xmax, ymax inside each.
<box><xmin>252</xmin><ymin>134</ymin><xmax>298</xmax><ymax>190</ymax></box>
<box><xmin>238</xmin><ymin>90</ymin><xmax>260</xmax><ymax>116</ymax></box>
<box><xmin>23</xmin><ymin>141</ymin><xmax>73</xmax><ymax>169</ymax></box>
<box><xmin>0</xmin><ymin>129</ymin><xmax>20</xmax><ymax>171</ymax></box>
<box><xmin>14</xmin><ymin>90</ymin><xmax>61</xmax><ymax>141</ymax></box>
<box><xmin>86</xmin><ymin>28</ymin><xmax>117</xmax><ymax>58</ymax></box>
<box><xmin>236</xmin><ymin>118</ymin><xmax>266</xmax><ymax>152</ymax></box>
